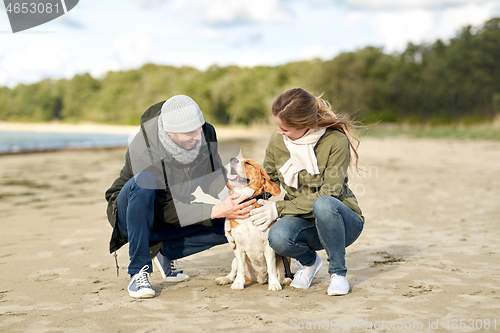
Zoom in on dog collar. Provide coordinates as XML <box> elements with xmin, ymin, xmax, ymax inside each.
<box><xmin>240</xmin><ymin>192</ymin><xmax>271</xmax><ymax>204</ymax></box>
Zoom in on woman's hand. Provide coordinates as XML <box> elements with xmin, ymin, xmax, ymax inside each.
<box><xmin>211</xmin><ymin>193</ymin><xmax>256</xmax><ymax>219</ymax></box>
<box><xmin>250</xmin><ymin>199</ymin><xmax>278</xmax><ymax>230</ymax></box>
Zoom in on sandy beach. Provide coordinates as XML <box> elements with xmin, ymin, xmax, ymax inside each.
<box><xmin>0</xmin><ymin>124</ymin><xmax>499</xmax><ymax>332</ymax></box>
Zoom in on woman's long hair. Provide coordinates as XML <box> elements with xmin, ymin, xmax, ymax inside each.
<box><xmin>271</xmin><ymin>87</ymin><xmax>361</xmax><ymax>171</ymax></box>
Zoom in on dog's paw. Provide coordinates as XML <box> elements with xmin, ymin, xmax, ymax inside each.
<box><xmin>215</xmin><ymin>276</ymin><xmax>232</xmax><ymax>285</ymax></box>
<box><xmin>231</xmin><ymin>282</ymin><xmax>245</xmax><ymax>290</ymax></box>
<box><xmin>268</xmin><ymin>283</ymin><xmax>282</xmax><ymax>291</ymax></box>
<box><xmin>283</xmin><ymin>278</ymin><xmax>293</xmax><ymax>286</ymax></box>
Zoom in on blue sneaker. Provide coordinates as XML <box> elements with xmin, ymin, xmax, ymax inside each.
<box><xmin>128</xmin><ymin>265</ymin><xmax>155</xmax><ymax>298</ymax></box>
<box><xmin>153</xmin><ymin>251</ymin><xmax>189</xmax><ymax>282</ymax></box>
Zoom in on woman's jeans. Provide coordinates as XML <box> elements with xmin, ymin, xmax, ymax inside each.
<box><xmin>268</xmin><ymin>196</ymin><xmax>364</xmax><ymax>276</ymax></box>
<box><xmin>116</xmin><ymin>172</ymin><xmax>227</xmax><ymax>275</ymax></box>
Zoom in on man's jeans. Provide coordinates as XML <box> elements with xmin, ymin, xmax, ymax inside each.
<box><xmin>116</xmin><ymin>172</ymin><xmax>227</xmax><ymax>275</ymax></box>
<box><xmin>268</xmin><ymin>196</ymin><xmax>364</xmax><ymax>276</ymax></box>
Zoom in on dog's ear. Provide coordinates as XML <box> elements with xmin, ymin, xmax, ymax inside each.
<box><xmin>264</xmin><ymin>178</ymin><xmax>281</xmax><ymax>197</ymax></box>
<box><xmin>259</xmin><ymin>167</ymin><xmax>281</xmax><ymax>197</ymax></box>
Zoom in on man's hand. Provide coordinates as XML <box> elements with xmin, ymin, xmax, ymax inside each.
<box><xmin>211</xmin><ymin>193</ymin><xmax>256</xmax><ymax>219</ymax></box>
<box><xmin>250</xmin><ymin>199</ymin><xmax>278</xmax><ymax>231</ymax></box>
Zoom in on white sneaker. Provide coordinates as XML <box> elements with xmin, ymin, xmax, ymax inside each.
<box><xmin>290</xmin><ymin>253</ymin><xmax>323</xmax><ymax>289</ymax></box>
<box><xmin>327</xmin><ymin>273</ymin><xmax>350</xmax><ymax>295</ymax></box>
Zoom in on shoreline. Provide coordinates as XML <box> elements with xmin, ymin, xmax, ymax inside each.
<box><xmin>0</xmin><ymin>121</ymin><xmax>276</xmax><ymax>139</ymax></box>
<box><xmin>3</xmin><ymin>120</ymin><xmax>500</xmax><ymax>142</ymax></box>
<box><xmin>0</xmin><ymin>124</ymin><xmax>132</xmax><ymax>155</ymax></box>
<box><xmin>0</xmin><ymin>122</ymin><xmax>277</xmax><ymax>156</ymax></box>
<box><xmin>0</xmin><ymin>145</ymin><xmax>128</xmax><ymax>156</ymax></box>
<box><xmin>0</xmin><ymin>121</ymin><xmax>138</xmax><ymax>135</ymax></box>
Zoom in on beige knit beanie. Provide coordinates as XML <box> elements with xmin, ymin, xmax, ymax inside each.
<box><xmin>160</xmin><ymin>95</ymin><xmax>205</xmax><ymax>133</ymax></box>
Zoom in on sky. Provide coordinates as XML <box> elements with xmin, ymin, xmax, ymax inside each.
<box><xmin>0</xmin><ymin>0</ymin><xmax>499</xmax><ymax>87</ymax></box>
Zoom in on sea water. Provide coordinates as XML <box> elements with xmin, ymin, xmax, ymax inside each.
<box><xmin>0</xmin><ymin>131</ymin><xmax>129</xmax><ymax>154</ymax></box>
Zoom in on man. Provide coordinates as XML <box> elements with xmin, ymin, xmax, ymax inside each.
<box><xmin>105</xmin><ymin>95</ymin><xmax>254</xmax><ymax>298</ymax></box>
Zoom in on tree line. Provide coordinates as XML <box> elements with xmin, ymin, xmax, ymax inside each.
<box><xmin>1</xmin><ymin>17</ymin><xmax>499</xmax><ymax>126</ymax></box>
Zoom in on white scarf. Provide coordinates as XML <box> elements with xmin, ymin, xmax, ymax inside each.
<box><xmin>279</xmin><ymin>128</ymin><xmax>326</xmax><ymax>188</ymax></box>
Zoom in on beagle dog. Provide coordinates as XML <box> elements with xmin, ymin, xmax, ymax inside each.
<box><xmin>216</xmin><ymin>158</ymin><xmax>292</xmax><ymax>290</ymax></box>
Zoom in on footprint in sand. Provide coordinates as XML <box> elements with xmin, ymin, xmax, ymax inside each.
<box><xmin>28</xmin><ymin>268</ymin><xmax>71</xmax><ymax>282</ymax></box>
<box><xmin>58</xmin><ymin>238</ymin><xmax>95</xmax><ymax>246</ymax></box>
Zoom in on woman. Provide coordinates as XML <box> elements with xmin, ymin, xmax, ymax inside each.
<box><xmin>250</xmin><ymin>87</ymin><xmax>364</xmax><ymax>295</ymax></box>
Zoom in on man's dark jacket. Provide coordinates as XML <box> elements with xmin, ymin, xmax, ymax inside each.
<box><xmin>104</xmin><ymin>101</ymin><xmax>226</xmax><ymax>257</ymax></box>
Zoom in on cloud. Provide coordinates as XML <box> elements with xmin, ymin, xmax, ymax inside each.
<box><xmin>432</xmin><ymin>2</ymin><xmax>497</xmax><ymax>38</ymax></box>
<box><xmin>1</xmin><ymin>0</ymin><xmax>499</xmax><ymax>88</ymax></box>
<box><xmin>229</xmin><ymin>31</ymin><xmax>263</xmax><ymax>47</ymax></box>
<box><xmin>88</xmin><ymin>60</ymin><xmax>121</xmax><ymax>79</ymax></box>
<box><xmin>236</xmin><ymin>50</ymin><xmax>269</xmax><ymax>67</ymax></box>
<box><xmin>335</xmin><ymin>0</ymin><xmax>494</xmax><ymax>11</ymax></box>
<box><xmin>369</xmin><ymin>2</ymin><xmax>497</xmax><ymax>51</ymax></box>
<box><xmin>372</xmin><ymin>10</ymin><xmax>434</xmax><ymax>50</ymax></box>
<box><xmin>107</xmin><ymin>33</ymin><xmax>153</xmax><ymax>69</ymax></box>
<box><xmin>132</xmin><ymin>0</ymin><xmax>168</xmax><ymax>8</ymax></box>
<box><xmin>199</xmin><ymin>27</ymin><xmax>263</xmax><ymax>46</ymax></box>
<box><xmin>58</xmin><ymin>17</ymin><xmax>85</xmax><ymax>29</ymax></box>
<box><xmin>297</xmin><ymin>45</ymin><xmax>331</xmax><ymax>61</ymax></box>
<box><xmin>201</xmin><ymin>27</ymin><xmax>225</xmax><ymax>40</ymax></box>
<box><xmin>168</xmin><ymin>0</ymin><xmax>292</xmax><ymax>26</ymax></box>
<box><xmin>0</xmin><ymin>38</ymin><xmax>72</xmax><ymax>86</ymax></box>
